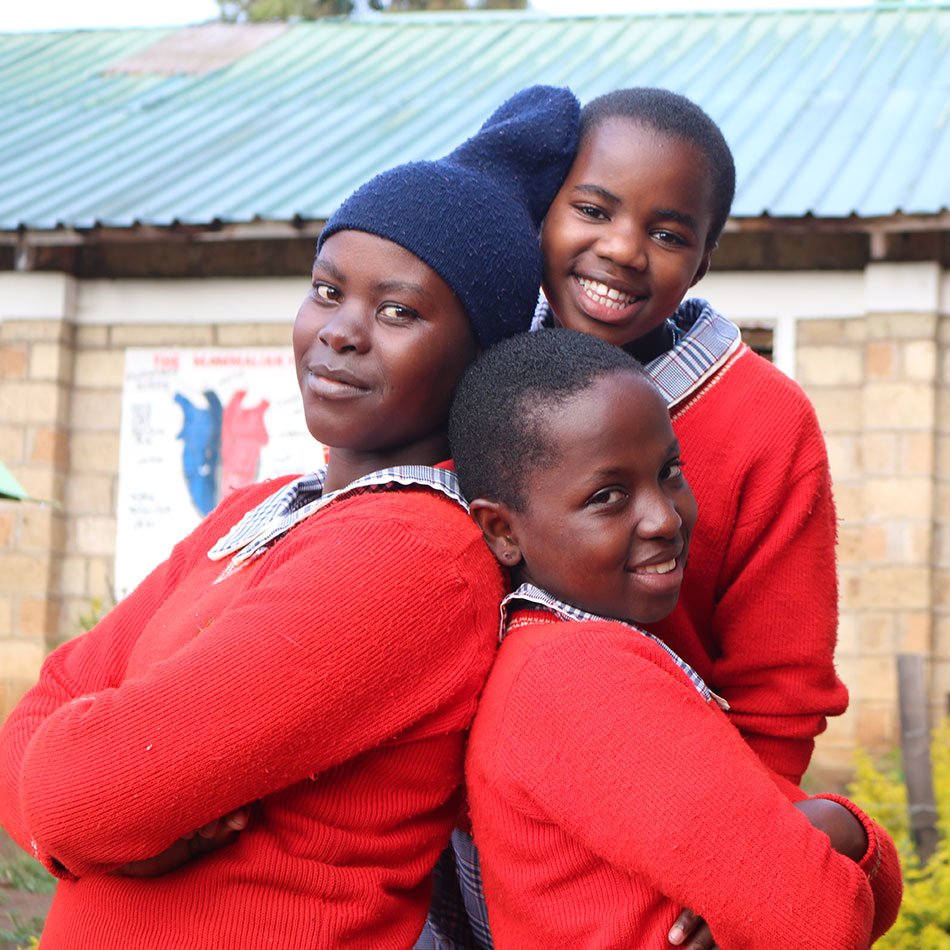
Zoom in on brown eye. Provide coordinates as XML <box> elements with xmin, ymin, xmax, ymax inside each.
<box><xmin>312</xmin><ymin>282</ymin><xmax>340</xmax><ymax>303</ymax></box>
<box><xmin>379</xmin><ymin>303</ymin><xmax>419</xmax><ymax>324</ymax></box>
<box><xmin>576</xmin><ymin>203</ymin><xmax>608</xmax><ymax>221</ymax></box>
<box><xmin>588</xmin><ymin>487</ymin><xmax>627</xmax><ymax>507</ymax></box>
<box><xmin>652</xmin><ymin>229</ymin><xmax>688</xmax><ymax>247</ymax></box>
<box><xmin>662</xmin><ymin>460</ymin><xmax>685</xmax><ymax>481</ymax></box>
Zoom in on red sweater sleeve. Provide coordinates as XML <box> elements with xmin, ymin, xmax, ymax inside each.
<box><xmin>0</xmin><ymin>557</ymin><xmax>171</xmax><ymax>864</ymax></box>
<box><xmin>477</xmin><ymin>622</ymin><xmax>883</xmax><ymax>950</ymax></box>
<box><xmin>5</xmin><ymin>489</ymin><xmax>499</xmax><ymax>878</ymax></box>
<box><xmin>0</xmin><ymin>482</ymin><xmax>278</xmax><ymax>868</ymax></box>
<box><xmin>713</xmin><ymin>455</ymin><xmax>844</xmax><ymax>777</ymax></box>
<box><xmin>652</xmin><ymin>350</ymin><xmax>848</xmax><ymax>783</ymax></box>
<box><xmin>812</xmin><ymin>793</ymin><xmax>904</xmax><ymax>943</ymax></box>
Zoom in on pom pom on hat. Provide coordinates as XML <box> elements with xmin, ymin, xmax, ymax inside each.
<box><xmin>318</xmin><ymin>85</ymin><xmax>580</xmax><ymax>347</ymax></box>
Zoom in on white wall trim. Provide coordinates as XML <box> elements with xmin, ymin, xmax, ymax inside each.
<box><xmin>863</xmin><ymin>262</ymin><xmax>942</xmax><ymax>314</ymax></box>
<box><xmin>75</xmin><ymin>277</ymin><xmax>308</xmax><ymax>325</ymax></box>
<box><xmin>0</xmin><ymin>272</ymin><xmax>77</xmax><ymax>320</ymax></box>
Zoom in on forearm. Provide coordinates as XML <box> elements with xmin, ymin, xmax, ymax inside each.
<box><xmin>17</xmin><ymin>504</ymin><xmax>497</xmax><ymax>877</ymax></box>
<box><xmin>0</xmin><ymin>556</ymin><xmax>176</xmax><ymax>868</ymax></box>
<box><xmin>809</xmin><ymin>794</ymin><xmax>903</xmax><ymax>941</ymax></box>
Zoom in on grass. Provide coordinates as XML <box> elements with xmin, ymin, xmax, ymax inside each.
<box><xmin>0</xmin><ymin>854</ymin><xmax>55</xmax><ymax>896</ymax></box>
<box><xmin>0</xmin><ymin>846</ymin><xmax>54</xmax><ymax>949</ymax></box>
<box><xmin>0</xmin><ymin>913</ymin><xmax>44</xmax><ymax>949</ymax></box>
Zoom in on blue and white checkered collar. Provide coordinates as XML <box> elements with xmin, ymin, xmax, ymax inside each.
<box><xmin>501</xmin><ymin>582</ymin><xmax>728</xmax><ymax>709</ymax></box>
<box><xmin>208</xmin><ymin>464</ymin><xmax>466</xmax><ymax>568</ymax></box>
<box><xmin>532</xmin><ymin>295</ymin><xmax>742</xmax><ymax>410</ymax></box>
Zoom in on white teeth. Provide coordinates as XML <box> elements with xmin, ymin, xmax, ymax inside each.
<box><xmin>641</xmin><ymin>558</ymin><xmax>676</xmax><ymax>575</ymax></box>
<box><xmin>577</xmin><ymin>277</ymin><xmax>635</xmax><ymax>310</ymax></box>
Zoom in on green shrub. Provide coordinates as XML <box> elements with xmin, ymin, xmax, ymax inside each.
<box><xmin>848</xmin><ymin>720</ymin><xmax>950</xmax><ymax>947</ymax></box>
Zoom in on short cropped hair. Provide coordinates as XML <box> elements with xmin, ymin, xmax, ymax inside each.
<box><xmin>580</xmin><ymin>87</ymin><xmax>736</xmax><ymax>247</ymax></box>
<box><xmin>449</xmin><ymin>329</ymin><xmax>650</xmax><ymax>511</ymax></box>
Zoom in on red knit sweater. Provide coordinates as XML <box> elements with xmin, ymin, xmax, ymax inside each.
<box><xmin>467</xmin><ymin>610</ymin><xmax>902</xmax><ymax>949</ymax></box>
<box><xmin>647</xmin><ymin>344</ymin><xmax>849</xmax><ymax>784</ymax></box>
<box><xmin>0</xmin><ymin>477</ymin><xmax>503</xmax><ymax>949</ymax></box>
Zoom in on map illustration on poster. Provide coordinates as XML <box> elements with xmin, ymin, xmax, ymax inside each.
<box><xmin>115</xmin><ymin>348</ymin><xmax>326</xmax><ymax>599</ymax></box>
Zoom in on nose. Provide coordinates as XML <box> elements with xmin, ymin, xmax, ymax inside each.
<box><xmin>595</xmin><ymin>220</ymin><xmax>648</xmax><ymax>272</ymax></box>
<box><xmin>635</xmin><ymin>487</ymin><xmax>682</xmax><ymax>539</ymax></box>
<box><xmin>317</xmin><ymin>300</ymin><xmax>371</xmax><ymax>354</ymax></box>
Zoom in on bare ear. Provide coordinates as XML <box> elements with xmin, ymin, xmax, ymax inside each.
<box><xmin>469</xmin><ymin>499</ymin><xmax>523</xmax><ymax>568</ymax></box>
<box><xmin>689</xmin><ymin>247</ymin><xmax>714</xmax><ymax>288</ymax></box>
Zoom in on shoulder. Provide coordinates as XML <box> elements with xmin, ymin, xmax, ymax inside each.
<box><xmin>486</xmin><ymin>618</ymin><xmax>694</xmax><ymax>705</ymax></box>
<box><xmin>280</xmin><ymin>486</ymin><xmax>501</xmax><ymax>591</ymax></box>
<box><xmin>675</xmin><ymin>344</ymin><xmax>826</xmax><ymax>468</ymax></box>
<box><xmin>472</xmin><ymin>618</ymin><xmax>714</xmax><ymax>770</ymax></box>
<box><xmin>675</xmin><ymin>305</ymin><xmax>816</xmax><ymax>424</ymax></box>
<box><xmin>326</xmin><ymin>486</ymin><xmax>482</xmax><ymax>546</ymax></box>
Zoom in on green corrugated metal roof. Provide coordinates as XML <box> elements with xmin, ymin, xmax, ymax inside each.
<box><xmin>0</xmin><ymin>4</ymin><xmax>947</xmax><ymax>231</ymax></box>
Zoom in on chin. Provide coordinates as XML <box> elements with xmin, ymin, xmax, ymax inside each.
<box><xmin>636</xmin><ymin>597</ymin><xmax>681</xmax><ymax>626</ymax></box>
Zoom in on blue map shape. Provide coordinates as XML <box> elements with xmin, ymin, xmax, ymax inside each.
<box><xmin>175</xmin><ymin>390</ymin><xmax>224</xmax><ymax>516</ymax></box>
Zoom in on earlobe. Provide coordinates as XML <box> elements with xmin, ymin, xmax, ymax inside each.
<box><xmin>469</xmin><ymin>499</ymin><xmax>523</xmax><ymax>567</ymax></box>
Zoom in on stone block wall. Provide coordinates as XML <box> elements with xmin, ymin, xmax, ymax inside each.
<box><xmin>0</xmin><ymin>275</ymin><xmax>75</xmax><ymax>717</ymax></box>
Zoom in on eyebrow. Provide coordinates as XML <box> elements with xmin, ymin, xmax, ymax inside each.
<box><xmin>589</xmin><ymin>437</ymin><xmax>681</xmax><ymax>477</ymax></box>
<box><xmin>312</xmin><ymin>256</ymin><xmax>343</xmax><ymax>281</ymax></box>
<box><xmin>312</xmin><ymin>258</ymin><xmax>432</xmax><ymax>301</ymax></box>
<box><xmin>654</xmin><ymin>208</ymin><xmax>700</xmax><ymax>233</ymax></box>
<box><xmin>375</xmin><ymin>279</ymin><xmax>433</xmax><ymax>301</ymax></box>
<box><xmin>571</xmin><ymin>183</ymin><xmax>621</xmax><ymax>204</ymax></box>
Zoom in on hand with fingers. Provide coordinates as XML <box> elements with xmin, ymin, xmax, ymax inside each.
<box><xmin>114</xmin><ymin>807</ymin><xmax>251</xmax><ymax>877</ymax></box>
<box><xmin>668</xmin><ymin>908</ymin><xmax>719</xmax><ymax>950</ymax></box>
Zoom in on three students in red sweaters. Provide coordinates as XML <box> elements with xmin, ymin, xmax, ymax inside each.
<box><xmin>0</xmin><ymin>82</ymin><xmax>901</xmax><ymax>949</ymax></box>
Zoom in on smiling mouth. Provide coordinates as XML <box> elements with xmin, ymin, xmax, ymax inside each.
<box><xmin>636</xmin><ymin>557</ymin><xmax>677</xmax><ymax>575</ymax></box>
<box><xmin>576</xmin><ymin>276</ymin><xmax>640</xmax><ymax>311</ymax></box>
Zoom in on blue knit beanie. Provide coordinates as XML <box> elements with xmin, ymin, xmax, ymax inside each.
<box><xmin>318</xmin><ymin>85</ymin><xmax>580</xmax><ymax>347</ymax></box>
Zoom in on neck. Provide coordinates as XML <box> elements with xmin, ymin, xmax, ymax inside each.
<box><xmin>624</xmin><ymin>320</ymin><xmax>675</xmax><ymax>363</ymax></box>
<box><xmin>323</xmin><ymin>432</ymin><xmax>451</xmax><ymax>493</ymax></box>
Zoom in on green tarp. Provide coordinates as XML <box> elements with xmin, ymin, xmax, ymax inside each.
<box><xmin>0</xmin><ymin>461</ymin><xmax>29</xmax><ymax>501</ymax></box>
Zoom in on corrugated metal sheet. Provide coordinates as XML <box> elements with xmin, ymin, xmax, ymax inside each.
<box><xmin>0</xmin><ymin>4</ymin><xmax>947</xmax><ymax>231</ymax></box>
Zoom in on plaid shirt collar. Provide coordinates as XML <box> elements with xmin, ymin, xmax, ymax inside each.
<box><xmin>532</xmin><ymin>295</ymin><xmax>742</xmax><ymax>410</ymax></box>
<box><xmin>501</xmin><ymin>582</ymin><xmax>728</xmax><ymax>709</ymax></box>
<box><xmin>208</xmin><ymin>464</ymin><xmax>466</xmax><ymax>568</ymax></box>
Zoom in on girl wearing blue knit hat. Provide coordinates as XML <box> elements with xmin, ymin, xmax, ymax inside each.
<box><xmin>0</xmin><ymin>85</ymin><xmax>579</xmax><ymax>950</ymax></box>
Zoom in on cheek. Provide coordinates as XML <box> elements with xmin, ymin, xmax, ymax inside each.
<box><xmin>391</xmin><ymin>350</ymin><xmax>464</xmax><ymax>423</ymax></box>
<box><xmin>678</xmin><ymin>490</ymin><xmax>698</xmax><ymax>535</ymax></box>
<box><xmin>541</xmin><ymin>208</ymin><xmax>573</xmax><ymax>264</ymax></box>
<box><xmin>292</xmin><ymin>303</ymin><xmax>319</xmax><ymax>356</ymax></box>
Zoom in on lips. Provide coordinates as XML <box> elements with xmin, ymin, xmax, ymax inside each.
<box><xmin>305</xmin><ymin>363</ymin><xmax>371</xmax><ymax>399</ymax></box>
<box><xmin>572</xmin><ymin>274</ymin><xmax>646</xmax><ymax>324</ymax></box>
<box><xmin>628</xmin><ymin>544</ymin><xmax>687</xmax><ymax>577</ymax></box>
<box><xmin>577</xmin><ymin>276</ymin><xmax>638</xmax><ymax>310</ymax></box>
<box><xmin>637</xmin><ymin>557</ymin><xmax>677</xmax><ymax>575</ymax></box>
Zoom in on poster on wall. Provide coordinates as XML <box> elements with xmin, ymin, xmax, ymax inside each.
<box><xmin>114</xmin><ymin>348</ymin><xmax>326</xmax><ymax>600</ymax></box>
